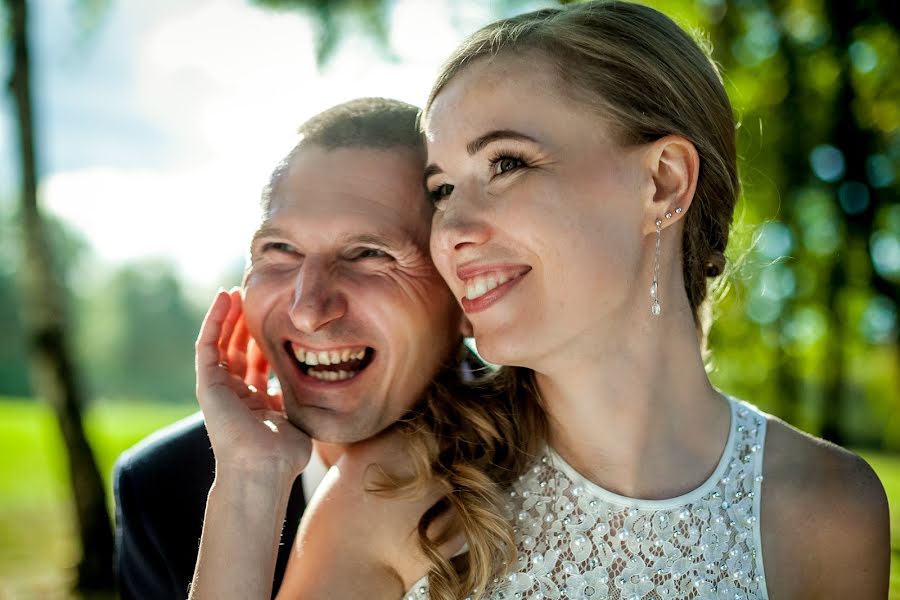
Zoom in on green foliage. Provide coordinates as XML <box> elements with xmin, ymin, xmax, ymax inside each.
<box><xmin>665</xmin><ymin>0</ymin><xmax>900</xmax><ymax>449</ymax></box>
<box><xmin>75</xmin><ymin>260</ymin><xmax>204</xmax><ymax>403</ymax></box>
<box><xmin>0</xmin><ymin>208</ymin><xmax>93</xmax><ymax>397</ymax></box>
<box><xmin>0</xmin><ymin>208</ymin><xmax>203</xmax><ymax>404</ymax></box>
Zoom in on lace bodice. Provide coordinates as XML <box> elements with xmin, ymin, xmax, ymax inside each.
<box><xmin>404</xmin><ymin>397</ymin><xmax>769</xmax><ymax>600</ymax></box>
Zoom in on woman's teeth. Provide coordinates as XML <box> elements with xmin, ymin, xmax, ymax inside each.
<box><xmin>465</xmin><ymin>272</ymin><xmax>510</xmax><ymax>300</ymax></box>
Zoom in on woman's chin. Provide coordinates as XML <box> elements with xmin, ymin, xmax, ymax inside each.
<box><xmin>472</xmin><ymin>333</ymin><xmax>530</xmax><ymax>370</ymax></box>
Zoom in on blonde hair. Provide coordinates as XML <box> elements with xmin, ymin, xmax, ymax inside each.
<box><xmin>425</xmin><ymin>0</ymin><xmax>739</xmax><ymax>329</ymax></box>
<box><xmin>388</xmin><ymin>3</ymin><xmax>741</xmax><ymax>597</ymax></box>
<box><xmin>379</xmin><ymin>353</ymin><xmax>545</xmax><ymax>600</ymax></box>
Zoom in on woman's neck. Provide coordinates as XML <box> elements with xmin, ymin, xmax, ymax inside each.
<box><xmin>533</xmin><ymin>295</ymin><xmax>731</xmax><ymax>500</ymax></box>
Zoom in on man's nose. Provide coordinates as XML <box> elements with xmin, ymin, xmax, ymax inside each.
<box><xmin>289</xmin><ymin>258</ymin><xmax>347</xmax><ymax>333</ymax></box>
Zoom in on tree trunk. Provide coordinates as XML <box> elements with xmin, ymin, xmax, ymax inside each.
<box><xmin>6</xmin><ymin>0</ymin><xmax>114</xmax><ymax>590</ymax></box>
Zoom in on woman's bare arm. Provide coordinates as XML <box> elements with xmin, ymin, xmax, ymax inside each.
<box><xmin>189</xmin><ymin>290</ymin><xmax>311</xmax><ymax>600</ymax></box>
<box><xmin>276</xmin><ymin>436</ymin><xmax>459</xmax><ymax>600</ymax></box>
<box><xmin>761</xmin><ymin>419</ymin><xmax>890</xmax><ymax>600</ymax></box>
<box><xmin>191</xmin><ymin>466</ymin><xmax>295</xmax><ymax>599</ymax></box>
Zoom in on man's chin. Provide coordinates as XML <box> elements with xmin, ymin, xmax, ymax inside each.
<box><xmin>283</xmin><ymin>406</ymin><xmax>388</xmax><ymax>445</ymax></box>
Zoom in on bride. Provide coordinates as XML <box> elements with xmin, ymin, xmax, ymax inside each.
<box><xmin>421</xmin><ymin>1</ymin><xmax>889</xmax><ymax>598</ymax></box>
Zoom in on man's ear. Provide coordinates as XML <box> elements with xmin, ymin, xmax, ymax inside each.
<box><xmin>459</xmin><ymin>314</ymin><xmax>474</xmax><ymax>338</ymax></box>
<box><xmin>643</xmin><ymin>135</ymin><xmax>699</xmax><ymax>233</ymax></box>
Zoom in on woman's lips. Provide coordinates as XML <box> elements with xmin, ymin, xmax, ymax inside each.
<box><xmin>459</xmin><ymin>268</ymin><xmax>530</xmax><ymax>313</ymax></box>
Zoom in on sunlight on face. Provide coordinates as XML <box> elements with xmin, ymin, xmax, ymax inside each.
<box><xmin>243</xmin><ymin>146</ymin><xmax>462</xmax><ymax>443</ymax></box>
<box><xmin>424</xmin><ymin>54</ymin><xmax>653</xmax><ymax>369</ymax></box>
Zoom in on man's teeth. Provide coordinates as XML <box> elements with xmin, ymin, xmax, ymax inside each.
<box><xmin>465</xmin><ymin>272</ymin><xmax>511</xmax><ymax>300</ymax></box>
<box><xmin>292</xmin><ymin>346</ymin><xmax>366</xmax><ymax>366</ymax></box>
<box><xmin>308</xmin><ymin>369</ymin><xmax>358</xmax><ymax>382</ymax></box>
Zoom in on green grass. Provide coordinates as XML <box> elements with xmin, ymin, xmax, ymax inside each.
<box><xmin>0</xmin><ymin>397</ymin><xmax>197</xmax><ymax>598</ymax></box>
<box><xmin>0</xmin><ymin>399</ymin><xmax>898</xmax><ymax>598</ymax></box>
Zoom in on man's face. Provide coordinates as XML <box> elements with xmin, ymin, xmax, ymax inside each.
<box><xmin>243</xmin><ymin>145</ymin><xmax>462</xmax><ymax>443</ymax></box>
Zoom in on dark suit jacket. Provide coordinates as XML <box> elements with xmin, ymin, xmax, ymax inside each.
<box><xmin>113</xmin><ymin>412</ymin><xmax>307</xmax><ymax>599</ymax></box>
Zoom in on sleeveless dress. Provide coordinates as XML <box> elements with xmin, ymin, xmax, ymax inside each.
<box><xmin>404</xmin><ymin>396</ymin><xmax>769</xmax><ymax>600</ymax></box>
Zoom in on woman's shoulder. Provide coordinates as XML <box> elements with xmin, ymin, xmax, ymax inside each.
<box><xmin>761</xmin><ymin>414</ymin><xmax>886</xmax><ymax>510</ymax></box>
<box><xmin>316</xmin><ymin>430</ymin><xmax>445</xmax><ymax>542</ymax></box>
<box><xmin>278</xmin><ymin>431</ymin><xmax>447</xmax><ymax>598</ymax></box>
<box><xmin>757</xmin><ymin>412</ymin><xmax>889</xmax><ymax>598</ymax></box>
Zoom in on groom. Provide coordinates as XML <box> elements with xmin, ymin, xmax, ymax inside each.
<box><xmin>113</xmin><ymin>98</ymin><xmax>471</xmax><ymax>599</ymax></box>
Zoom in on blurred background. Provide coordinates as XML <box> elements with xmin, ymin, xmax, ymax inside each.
<box><xmin>0</xmin><ymin>0</ymin><xmax>897</xmax><ymax>597</ymax></box>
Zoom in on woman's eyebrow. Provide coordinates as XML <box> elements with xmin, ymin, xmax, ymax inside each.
<box><xmin>465</xmin><ymin>129</ymin><xmax>538</xmax><ymax>155</ymax></box>
<box><xmin>424</xmin><ymin>129</ymin><xmax>539</xmax><ymax>185</ymax></box>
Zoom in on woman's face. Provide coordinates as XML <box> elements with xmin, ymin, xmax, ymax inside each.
<box><xmin>424</xmin><ymin>55</ymin><xmax>660</xmax><ymax>368</ymax></box>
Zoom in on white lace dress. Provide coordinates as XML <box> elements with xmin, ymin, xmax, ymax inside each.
<box><xmin>404</xmin><ymin>396</ymin><xmax>769</xmax><ymax>600</ymax></box>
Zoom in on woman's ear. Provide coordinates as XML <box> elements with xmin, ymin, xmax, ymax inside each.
<box><xmin>643</xmin><ymin>135</ymin><xmax>699</xmax><ymax>232</ymax></box>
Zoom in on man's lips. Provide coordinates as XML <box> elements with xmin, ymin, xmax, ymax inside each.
<box><xmin>284</xmin><ymin>341</ymin><xmax>375</xmax><ymax>383</ymax></box>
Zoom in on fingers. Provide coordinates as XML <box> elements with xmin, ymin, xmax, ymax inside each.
<box><xmin>243</xmin><ymin>390</ymin><xmax>270</xmax><ymax>411</ymax></box>
<box><xmin>217</xmin><ymin>289</ymin><xmax>243</xmax><ymax>364</ymax></box>
<box><xmin>267</xmin><ymin>392</ymin><xmax>284</xmax><ymax>412</ymax></box>
<box><xmin>227</xmin><ymin>313</ymin><xmax>251</xmax><ymax>380</ymax></box>
<box><xmin>196</xmin><ymin>290</ymin><xmax>232</xmax><ymax>387</ymax></box>
<box><xmin>245</xmin><ymin>338</ymin><xmax>269</xmax><ymax>393</ymax></box>
<box><xmin>246</xmin><ymin>341</ymin><xmax>282</xmax><ymax>411</ymax></box>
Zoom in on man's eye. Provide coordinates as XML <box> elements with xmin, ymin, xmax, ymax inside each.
<box><xmin>354</xmin><ymin>248</ymin><xmax>388</xmax><ymax>259</ymax></box>
<box><xmin>265</xmin><ymin>242</ymin><xmax>296</xmax><ymax>253</ymax></box>
<box><xmin>493</xmin><ymin>156</ymin><xmax>524</xmax><ymax>175</ymax></box>
<box><xmin>429</xmin><ymin>183</ymin><xmax>454</xmax><ymax>204</ymax></box>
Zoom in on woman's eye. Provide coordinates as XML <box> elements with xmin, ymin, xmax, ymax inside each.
<box><xmin>493</xmin><ymin>157</ymin><xmax>524</xmax><ymax>175</ymax></box>
<box><xmin>429</xmin><ymin>183</ymin><xmax>454</xmax><ymax>204</ymax></box>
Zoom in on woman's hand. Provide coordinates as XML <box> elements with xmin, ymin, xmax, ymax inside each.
<box><xmin>195</xmin><ymin>288</ymin><xmax>311</xmax><ymax>479</ymax></box>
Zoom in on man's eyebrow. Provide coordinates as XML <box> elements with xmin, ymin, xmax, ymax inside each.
<box><xmin>250</xmin><ymin>225</ymin><xmax>291</xmax><ymax>247</ymax></box>
<box><xmin>423</xmin><ymin>129</ymin><xmax>539</xmax><ymax>185</ymax></box>
<box><xmin>338</xmin><ymin>232</ymin><xmax>402</xmax><ymax>251</ymax></box>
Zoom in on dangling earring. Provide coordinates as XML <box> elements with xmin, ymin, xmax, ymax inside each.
<box><xmin>650</xmin><ymin>208</ymin><xmax>679</xmax><ymax>317</ymax></box>
<box><xmin>651</xmin><ymin>219</ymin><xmax>662</xmax><ymax>316</ymax></box>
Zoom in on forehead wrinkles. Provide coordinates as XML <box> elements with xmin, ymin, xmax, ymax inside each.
<box><xmin>263</xmin><ymin>203</ymin><xmax>425</xmax><ymax>254</ymax></box>
<box><xmin>268</xmin><ymin>156</ymin><xmax>432</xmax><ymax>250</ymax></box>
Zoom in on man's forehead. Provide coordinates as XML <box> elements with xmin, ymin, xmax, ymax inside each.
<box><xmin>257</xmin><ymin>195</ymin><xmax>430</xmax><ymax>254</ymax></box>
<box><xmin>260</xmin><ymin>145</ymin><xmax>431</xmax><ymax>245</ymax></box>
<box><xmin>254</xmin><ymin>213</ymin><xmax>418</xmax><ymax>248</ymax></box>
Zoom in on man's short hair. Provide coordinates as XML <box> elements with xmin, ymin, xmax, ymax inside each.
<box><xmin>262</xmin><ymin>98</ymin><xmax>423</xmax><ymax>214</ymax></box>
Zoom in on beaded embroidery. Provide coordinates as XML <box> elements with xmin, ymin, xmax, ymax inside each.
<box><xmin>405</xmin><ymin>397</ymin><xmax>769</xmax><ymax>600</ymax></box>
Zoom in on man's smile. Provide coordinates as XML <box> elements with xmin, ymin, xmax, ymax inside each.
<box><xmin>286</xmin><ymin>342</ymin><xmax>375</xmax><ymax>382</ymax></box>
